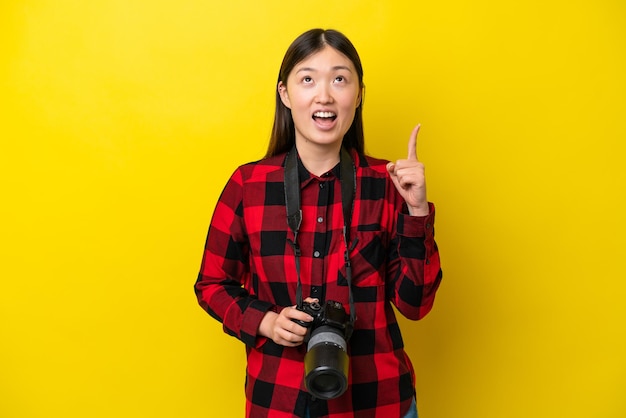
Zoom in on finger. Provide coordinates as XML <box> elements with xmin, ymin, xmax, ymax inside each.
<box><xmin>407</xmin><ymin>124</ymin><xmax>421</xmax><ymax>161</ymax></box>
<box><xmin>276</xmin><ymin>311</ymin><xmax>309</xmax><ymax>336</ymax></box>
<box><xmin>279</xmin><ymin>319</ymin><xmax>308</xmax><ymax>337</ymax></box>
<box><xmin>286</xmin><ymin>306</ymin><xmax>313</xmax><ymax>324</ymax></box>
<box><xmin>276</xmin><ymin>328</ymin><xmax>304</xmax><ymax>345</ymax></box>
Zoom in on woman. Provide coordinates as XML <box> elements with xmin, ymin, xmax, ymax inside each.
<box><xmin>195</xmin><ymin>28</ymin><xmax>442</xmax><ymax>418</ymax></box>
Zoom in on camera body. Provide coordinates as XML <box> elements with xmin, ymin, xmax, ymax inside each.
<box><xmin>294</xmin><ymin>300</ymin><xmax>353</xmax><ymax>400</ymax></box>
<box><xmin>294</xmin><ymin>300</ymin><xmax>351</xmax><ymax>338</ymax></box>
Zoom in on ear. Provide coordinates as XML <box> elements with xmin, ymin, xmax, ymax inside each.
<box><xmin>356</xmin><ymin>86</ymin><xmax>364</xmax><ymax>107</ymax></box>
<box><xmin>278</xmin><ymin>81</ymin><xmax>291</xmax><ymax>109</ymax></box>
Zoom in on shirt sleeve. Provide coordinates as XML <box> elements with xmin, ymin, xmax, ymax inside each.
<box><xmin>194</xmin><ymin>168</ymin><xmax>274</xmax><ymax>347</ymax></box>
<box><xmin>387</xmin><ymin>201</ymin><xmax>443</xmax><ymax>320</ymax></box>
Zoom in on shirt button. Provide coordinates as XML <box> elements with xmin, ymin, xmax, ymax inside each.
<box><xmin>425</xmin><ymin>223</ymin><xmax>431</xmax><ymax>229</ymax></box>
<box><xmin>319</xmin><ymin>183</ymin><xmax>324</xmax><ymax>189</ymax></box>
<box><xmin>313</xmin><ymin>251</ymin><xmax>321</xmax><ymax>258</ymax></box>
<box><xmin>317</xmin><ymin>217</ymin><xmax>324</xmax><ymax>223</ymax></box>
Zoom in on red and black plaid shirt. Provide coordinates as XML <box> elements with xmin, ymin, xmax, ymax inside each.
<box><xmin>195</xmin><ymin>149</ymin><xmax>442</xmax><ymax>418</ymax></box>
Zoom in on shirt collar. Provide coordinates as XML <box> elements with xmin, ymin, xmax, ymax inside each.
<box><xmin>296</xmin><ymin>154</ymin><xmax>341</xmax><ymax>187</ymax></box>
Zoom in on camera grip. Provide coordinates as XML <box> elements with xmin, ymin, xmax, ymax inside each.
<box><xmin>291</xmin><ymin>318</ymin><xmax>312</xmax><ymax>328</ymax></box>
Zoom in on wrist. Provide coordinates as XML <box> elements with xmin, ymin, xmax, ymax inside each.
<box><xmin>258</xmin><ymin>311</ymin><xmax>278</xmax><ymax>338</ymax></box>
<box><xmin>408</xmin><ymin>204</ymin><xmax>429</xmax><ymax>216</ymax></box>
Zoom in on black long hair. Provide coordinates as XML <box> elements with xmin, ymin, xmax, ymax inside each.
<box><xmin>265</xmin><ymin>29</ymin><xmax>365</xmax><ymax>158</ymax></box>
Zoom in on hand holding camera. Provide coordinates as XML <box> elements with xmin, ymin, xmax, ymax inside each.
<box><xmin>257</xmin><ymin>297</ymin><xmax>318</xmax><ymax>347</ymax></box>
<box><xmin>259</xmin><ymin>297</ymin><xmax>353</xmax><ymax>400</ymax></box>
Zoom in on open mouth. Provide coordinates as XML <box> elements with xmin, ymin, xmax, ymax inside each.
<box><xmin>312</xmin><ymin>111</ymin><xmax>337</xmax><ymax>122</ymax></box>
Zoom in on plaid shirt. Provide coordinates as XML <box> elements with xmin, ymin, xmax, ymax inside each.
<box><xmin>195</xmin><ymin>149</ymin><xmax>442</xmax><ymax>418</ymax></box>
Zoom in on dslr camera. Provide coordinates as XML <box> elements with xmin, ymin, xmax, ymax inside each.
<box><xmin>294</xmin><ymin>299</ymin><xmax>353</xmax><ymax>400</ymax></box>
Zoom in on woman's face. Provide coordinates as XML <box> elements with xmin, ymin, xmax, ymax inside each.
<box><xmin>278</xmin><ymin>45</ymin><xmax>362</xmax><ymax>151</ymax></box>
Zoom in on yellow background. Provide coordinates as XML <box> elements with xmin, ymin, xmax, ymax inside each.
<box><xmin>1</xmin><ymin>1</ymin><xmax>625</xmax><ymax>417</ymax></box>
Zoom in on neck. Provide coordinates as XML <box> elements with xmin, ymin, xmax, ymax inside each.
<box><xmin>295</xmin><ymin>140</ymin><xmax>342</xmax><ymax>176</ymax></box>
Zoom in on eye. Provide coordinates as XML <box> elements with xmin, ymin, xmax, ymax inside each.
<box><xmin>334</xmin><ymin>75</ymin><xmax>346</xmax><ymax>83</ymax></box>
<box><xmin>302</xmin><ymin>76</ymin><xmax>313</xmax><ymax>84</ymax></box>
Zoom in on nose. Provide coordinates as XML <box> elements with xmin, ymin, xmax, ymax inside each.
<box><xmin>315</xmin><ymin>83</ymin><xmax>333</xmax><ymax>104</ymax></box>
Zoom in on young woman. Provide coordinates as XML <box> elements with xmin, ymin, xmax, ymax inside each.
<box><xmin>195</xmin><ymin>28</ymin><xmax>442</xmax><ymax>418</ymax></box>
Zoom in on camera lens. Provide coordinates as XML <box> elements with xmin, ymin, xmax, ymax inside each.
<box><xmin>310</xmin><ymin>373</ymin><xmax>340</xmax><ymax>393</ymax></box>
<box><xmin>304</xmin><ymin>327</ymin><xmax>349</xmax><ymax>400</ymax></box>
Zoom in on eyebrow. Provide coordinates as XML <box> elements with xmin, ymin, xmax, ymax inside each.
<box><xmin>296</xmin><ymin>65</ymin><xmax>353</xmax><ymax>73</ymax></box>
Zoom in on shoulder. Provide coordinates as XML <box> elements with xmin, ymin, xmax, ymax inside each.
<box><xmin>232</xmin><ymin>153</ymin><xmax>286</xmax><ymax>183</ymax></box>
<box><xmin>352</xmin><ymin>150</ymin><xmax>403</xmax><ymax>204</ymax></box>
<box><xmin>219</xmin><ymin>154</ymin><xmax>286</xmax><ymax>206</ymax></box>
<box><xmin>352</xmin><ymin>150</ymin><xmax>390</xmax><ymax>178</ymax></box>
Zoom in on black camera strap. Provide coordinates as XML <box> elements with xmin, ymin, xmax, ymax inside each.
<box><xmin>285</xmin><ymin>146</ymin><xmax>357</xmax><ymax>334</ymax></box>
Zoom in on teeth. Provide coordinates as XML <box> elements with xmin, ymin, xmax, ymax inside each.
<box><xmin>313</xmin><ymin>111</ymin><xmax>336</xmax><ymax>118</ymax></box>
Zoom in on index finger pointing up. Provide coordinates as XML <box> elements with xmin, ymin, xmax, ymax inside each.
<box><xmin>407</xmin><ymin>124</ymin><xmax>421</xmax><ymax>160</ymax></box>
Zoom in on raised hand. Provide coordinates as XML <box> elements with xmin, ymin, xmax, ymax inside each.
<box><xmin>386</xmin><ymin>125</ymin><xmax>429</xmax><ymax>216</ymax></box>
